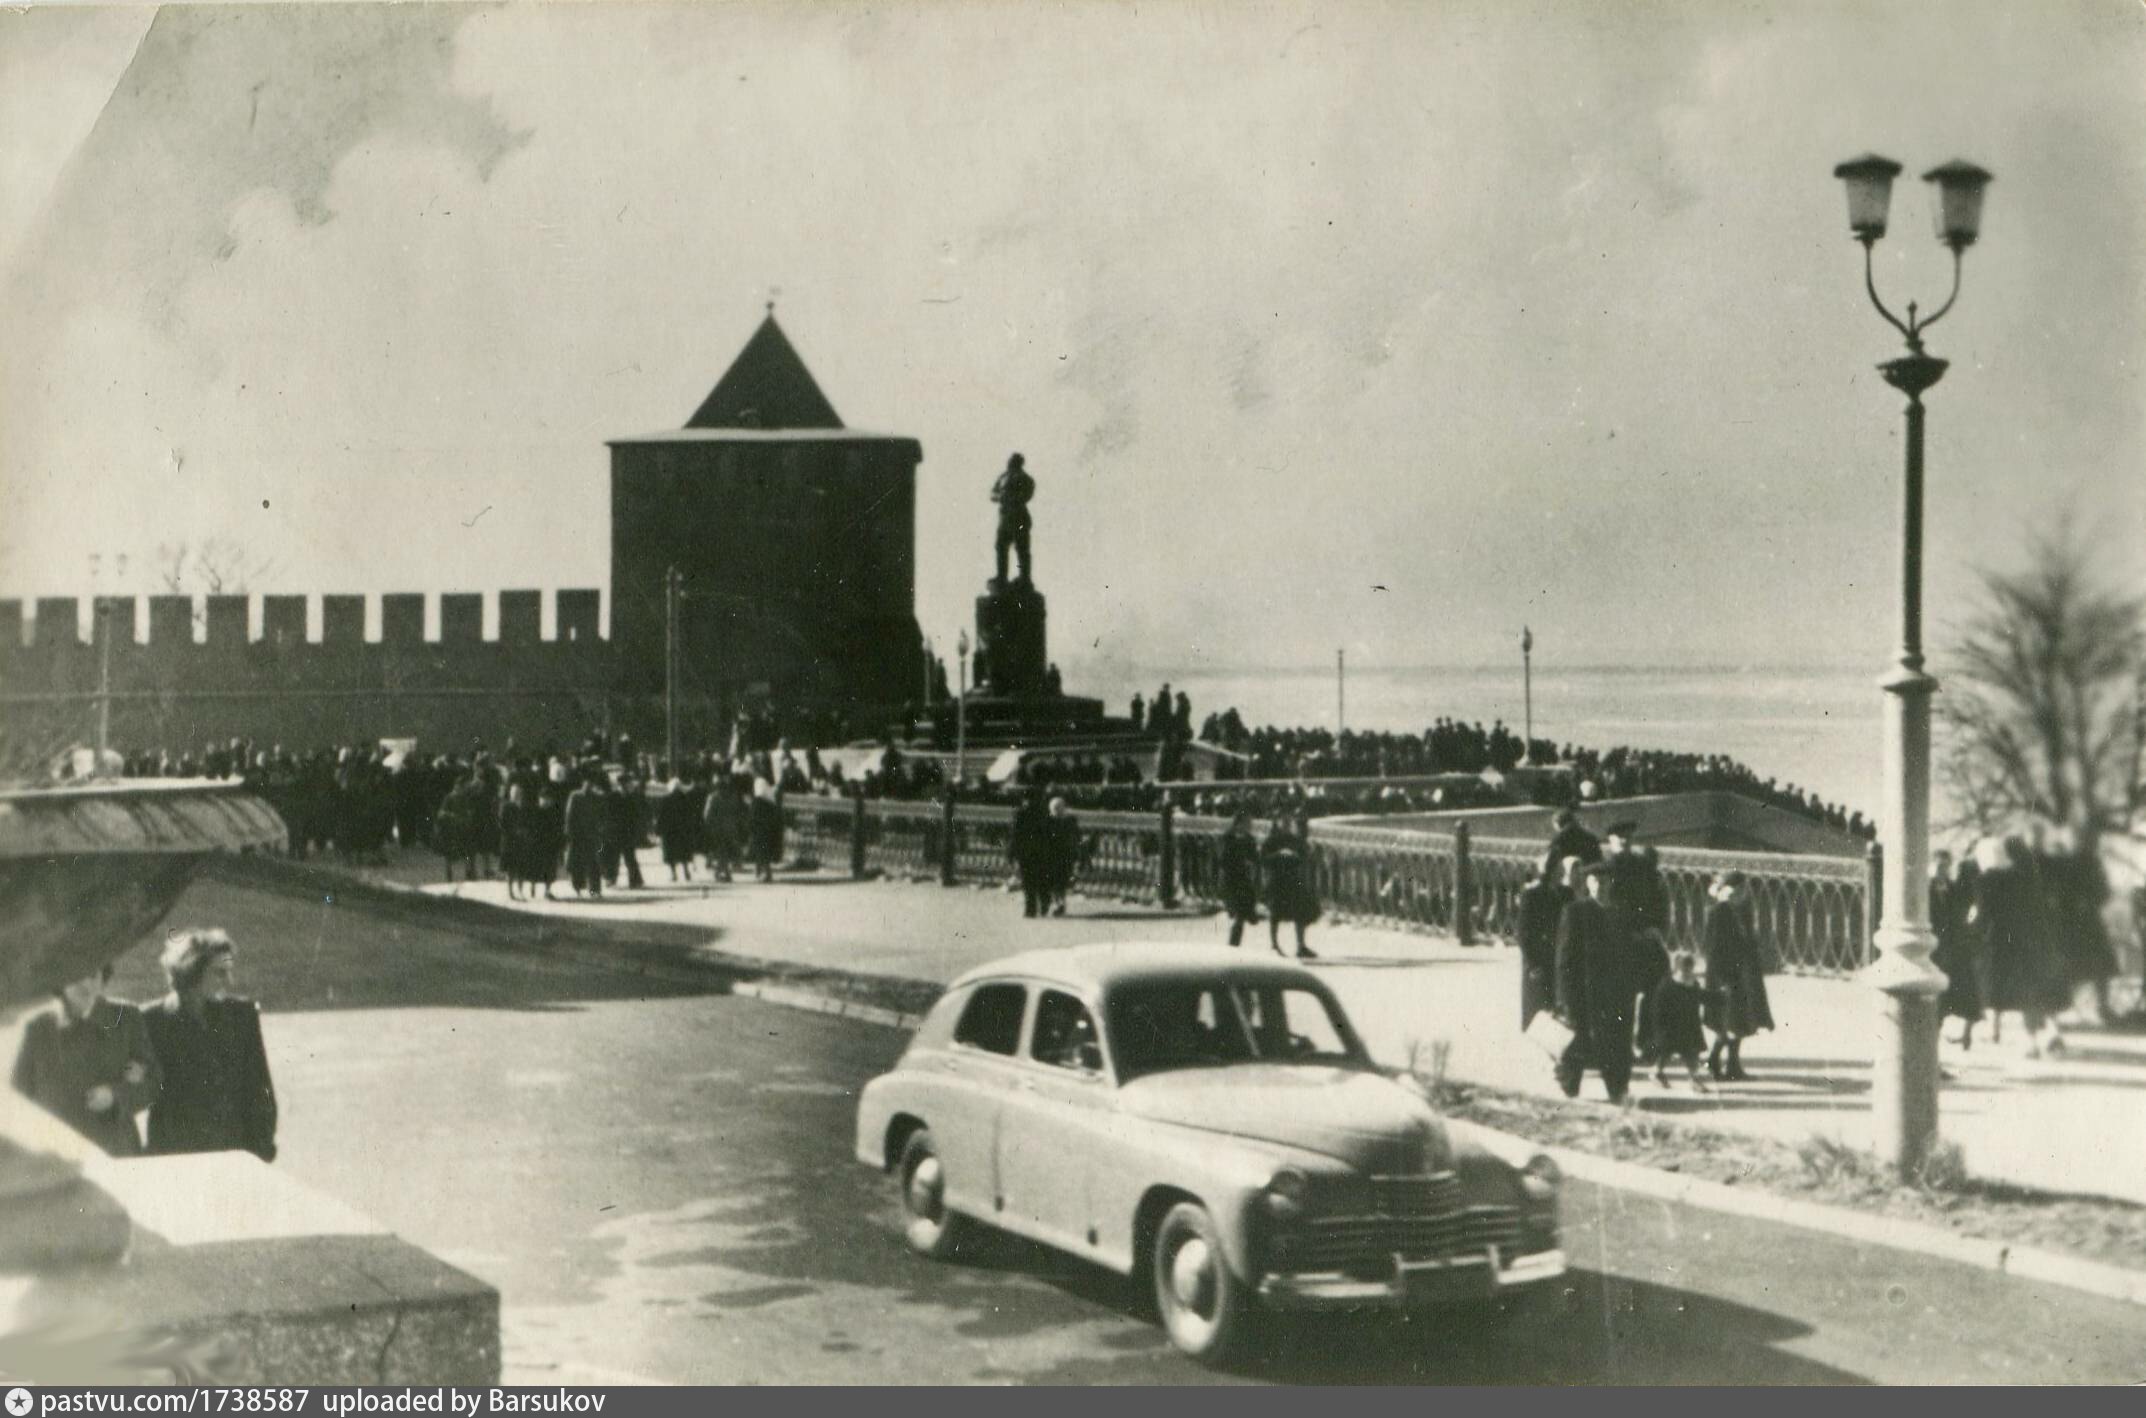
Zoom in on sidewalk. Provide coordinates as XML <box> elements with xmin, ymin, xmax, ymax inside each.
<box><xmin>416</xmin><ymin>856</ymin><xmax>2146</xmax><ymax>1208</ymax></box>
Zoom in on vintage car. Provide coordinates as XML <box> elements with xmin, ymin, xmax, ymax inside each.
<box><xmin>854</xmin><ymin>942</ymin><xmax>1565</xmax><ymax>1362</ymax></box>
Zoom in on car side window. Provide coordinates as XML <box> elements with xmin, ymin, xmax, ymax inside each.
<box><xmin>953</xmin><ymin>982</ymin><xmax>1027</xmax><ymax>1056</ymax></box>
<box><xmin>1030</xmin><ymin>990</ymin><xmax>1104</xmax><ymax>1074</ymax></box>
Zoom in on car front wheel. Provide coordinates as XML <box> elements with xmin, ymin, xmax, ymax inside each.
<box><xmin>1151</xmin><ymin>1201</ymin><xmax>1254</xmax><ymax>1364</ymax></box>
<box><xmin>897</xmin><ymin>1129</ymin><xmax>970</xmax><ymax>1260</ymax></box>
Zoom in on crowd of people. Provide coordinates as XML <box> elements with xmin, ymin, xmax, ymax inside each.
<box><xmin>98</xmin><ymin>681</ymin><xmax>1880</xmax><ymax>849</ymax></box>
<box><xmin>12</xmin><ymin>929</ymin><xmax>279</xmax><ymax>1163</ymax></box>
<box><xmin>1511</xmin><ymin>813</ymin><xmax>1776</xmax><ymax>1102</ymax></box>
<box><xmin>1930</xmin><ymin>827</ymin><xmax>2122</xmax><ymax>1056</ymax></box>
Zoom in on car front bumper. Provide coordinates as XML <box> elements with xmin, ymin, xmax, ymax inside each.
<box><xmin>1257</xmin><ymin>1246</ymin><xmax>1567</xmax><ymax>1311</ymax></box>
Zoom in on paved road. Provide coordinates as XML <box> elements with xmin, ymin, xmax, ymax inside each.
<box><xmin>91</xmin><ymin>868</ymin><xmax>2146</xmax><ymax>1383</ymax></box>
<box><xmin>413</xmin><ymin>856</ymin><xmax>2146</xmax><ymax>1206</ymax></box>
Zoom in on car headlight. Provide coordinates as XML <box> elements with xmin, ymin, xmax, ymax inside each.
<box><xmin>1263</xmin><ymin>1167</ymin><xmax>1312</xmax><ymax>1219</ymax></box>
<box><xmin>1521</xmin><ymin>1153</ymin><xmax>1560</xmax><ymax>1201</ymax></box>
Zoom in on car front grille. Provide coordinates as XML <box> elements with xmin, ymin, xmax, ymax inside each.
<box><xmin>1280</xmin><ymin>1173</ymin><xmax>1523</xmax><ymax>1274</ymax></box>
<box><xmin>1365</xmin><ymin>1172</ymin><xmax>1463</xmax><ymax>1218</ymax></box>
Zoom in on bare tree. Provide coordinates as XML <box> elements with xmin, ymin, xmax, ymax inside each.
<box><xmin>1938</xmin><ymin>521</ymin><xmax>2146</xmax><ymax>840</ymax></box>
<box><xmin>157</xmin><ymin>538</ymin><xmax>277</xmax><ymax>628</ymax></box>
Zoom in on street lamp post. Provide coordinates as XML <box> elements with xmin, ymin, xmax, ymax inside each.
<box><xmin>1832</xmin><ymin>152</ymin><xmax>1993</xmax><ymax>1173</ymax></box>
<box><xmin>1521</xmin><ymin>625</ymin><xmax>1534</xmax><ymax>753</ymax></box>
<box><xmin>955</xmin><ymin>629</ymin><xmax>971</xmax><ymax>793</ymax></box>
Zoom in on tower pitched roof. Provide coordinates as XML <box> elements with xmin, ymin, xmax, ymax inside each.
<box><xmin>686</xmin><ymin>312</ymin><xmax>844</xmax><ymax>430</ymax></box>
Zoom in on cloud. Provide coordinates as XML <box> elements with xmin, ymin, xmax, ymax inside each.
<box><xmin>1</xmin><ymin>0</ymin><xmax>2139</xmax><ymax>684</ymax></box>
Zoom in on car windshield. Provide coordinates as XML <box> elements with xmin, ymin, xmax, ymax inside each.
<box><xmin>1106</xmin><ymin>980</ymin><xmax>1362</xmax><ymax>1081</ymax></box>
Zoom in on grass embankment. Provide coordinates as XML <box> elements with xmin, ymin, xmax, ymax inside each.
<box><xmin>1436</xmin><ymin>1078</ymin><xmax>2146</xmax><ymax>1276</ymax></box>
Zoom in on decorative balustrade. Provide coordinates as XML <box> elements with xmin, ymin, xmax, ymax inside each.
<box><xmin>773</xmin><ymin>795</ymin><xmax>1876</xmax><ymax>977</ymax></box>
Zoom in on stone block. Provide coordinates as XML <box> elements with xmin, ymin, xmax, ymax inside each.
<box><xmin>557</xmin><ymin>589</ymin><xmax>600</xmax><ymax>644</ymax></box>
<box><xmin>33</xmin><ymin>598</ymin><xmax>80</xmax><ymax>647</ymax></box>
<box><xmin>148</xmin><ymin>596</ymin><xmax>195</xmax><ymax>646</ymax></box>
<box><xmin>205</xmin><ymin>596</ymin><xmax>249</xmax><ymax>647</ymax></box>
<box><xmin>498</xmin><ymin>590</ymin><xmax>541</xmax><ymax>645</ymax></box>
<box><xmin>321</xmin><ymin>595</ymin><xmax>365</xmax><ymax>645</ymax></box>
<box><xmin>382</xmin><ymin>594</ymin><xmax>425</xmax><ymax>645</ymax></box>
<box><xmin>439</xmin><ymin>594</ymin><xmax>483</xmax><ymax>644</ymax></box>
<box><xmin>262</xmin><ymin>596</ymin><xmax>306</xmax><ymax>647</ymax></box>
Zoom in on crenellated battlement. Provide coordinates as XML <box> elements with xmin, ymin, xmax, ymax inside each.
<box><xmin>0</xmin><ymin>588</ymin><xmax>607</xmax><ymax>651</ymax></box>
<box><xmin>0</xmin><ymin>590</ymin><xmax>614</xmax><ymax>754</ymax></box>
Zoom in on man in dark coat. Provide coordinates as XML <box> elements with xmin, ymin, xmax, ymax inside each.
<box><xmin>1972</xmin><ymin>836</ymin><xmax>2069</xmax><ymax>1054</ymax></box>
<box><xmin>1929</xmin><ymin>850</ymin><xmax>1984</xmax><ymax>1045</ymax></box>
<box><xmin>1598</xmin><ymin>824</ymin><xmax>1670</xmax><ymax>1059</ymax></box>
<box><xmin>1218</xmin><ymin>811</ymin><xmax>1262</xmax><ymax>946</ymax></box>
<box><xmin>12</xmin><ymin>964</ymin><xmax>162</xmax><ymax>1157</ymax></box>
<box><xmin>702</xmin><ymin>774</ymin><xmax>745</xmax><ymax>882</ymax></box>
<box><xmin>1554</xmin><ymin>866</ymin><xmax>1637</xmax><ymax>1102</ymax></box>
<box><xmin>747</xmin><ymin>779</ymin><xmax>785</xmax><ymax>882</ymax></box>
<box><xmin>1539</xmin><ymin>809</ymin><xmax>1602</xmax><ymax>883</ymax></box>
<box><xmin>1009</xmin><ymin>790</ymin><xmax>1053</xmax><ymax>918</ymax></box>
<box><xmin>1515</xmin><ymin>862</ymin><xmax>1571</xmax><ymax>1028</ymax></box>
<box><xmin>604</xmin><ymin>775</ymin><xmax>647</xmax><ymax>889</ymax></box>
<box><xmin>142</xmin><ymin>930</ymin><xmax>277</xmax><ymax>1162</ymax></box>
<box><xmin>564</xmin><ymin>770</ymin><xmax>607</xmax><ymax>898</ymax></box>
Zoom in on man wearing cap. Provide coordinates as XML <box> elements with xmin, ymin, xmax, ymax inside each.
<box><xmin>1539</xmin><ymin>808</ymin><xmax>1601</xmax><ymax>883</ymax></box>
<box><xmin>1598</xmin><ymin>821</ymin><xmax>1671</xmax><ymax>1059</ymax></box>
<box><xmin>142</xmin><ymin>929</ymin><xmax>278</xmax><ymax>1162</ymax></box>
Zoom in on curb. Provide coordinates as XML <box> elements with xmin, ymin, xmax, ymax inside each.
<box><xmin>727</xmin><ymin>975</ymin><xmax>2146</xmax><ymax>1315</ymax></box>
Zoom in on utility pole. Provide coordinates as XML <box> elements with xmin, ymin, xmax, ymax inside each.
<box><xmin>955</xmin><ymin>630</ymin><xmax>971</xmax><ymax>791</ymax></box>
<box><xmin>97</xmin><ymin>599</ymin><xmax>112</xmax><ymax>777</ymax></box>
<box><xmin>664</xmin><ymin>566</ymin><xmax>680</xmax><ymax>776</ymax></box>
<box><xmin>1336</xmin><ymin>647</ymin><xmax>1345</xmax><ymax>736</ymax></box>
<box><xmin>1522</xmin><ymin>625</ymin><xmax>1534</xmax><ymax>752</ymax></box>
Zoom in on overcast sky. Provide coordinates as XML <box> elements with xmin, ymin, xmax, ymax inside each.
<box><xmin>3</xmin><ymin>1</ymin><xmax>2141</xmax><ymax>678</ymax></box>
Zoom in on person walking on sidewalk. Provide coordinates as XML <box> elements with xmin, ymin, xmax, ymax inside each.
<box><xmin>1972</xmin><ymin>834</ymin><xmax>2070</xmax><ymax>1056</ymax></box>
<box><xmin>1259</xmin><ymin>813</ymin><xmax>1320</xmax><ymax>960</ymax></box>
<box><xmin>1045</xmin><ymin>797</ymin><xmax>1082</xmax><ymax>916</ymax></box>
<box><xmin>1011</xmin><ymin>789</ymin><xmax>1053</xmax><ymax>917</ymax></box>
<box><xmin>1554</xmin><ymin>864</ymin><xmax>1636</xmax><ymax>1103</ymax></box>
<box><xmin>1647</xmin><ymin>947</ymin><xmax>1713</xmax><ymax>1091</ymax></box>
<box><xmin>1701</xmin><ymin>871</ymin><xmax>1772</xmax><ymax>1081</ymax></box>
<box><xmin>703</xmin><ymin>773</ymin><xmax>745</xmax><ymax>883</ymax></box>
<box><xmin>606</xmin><ymin>774</ymin><xmax>648</xmax><ymax>890</ymax></box>
<box><xmin>748</xmin><ymin>778</ymin><xmax>785</xmax><ymax>883</ymax></box>
<box><xmin>1931</xmin><ymin>849</ymin><xmax>1985</xmax><ymax>1049</ymax></box>
<box><xmin>564</xmin><ymin>769</ymin><xmax>607</xmax><ymax>899</ymax></box>
<box><xmin>1516</xmin><ymin>858</ymin><xmax>1576</xmax><ymax>1028</ymax></box>
<box><xmin>1219</xmin><ymin>810</ymin><xmax>1262</xmax><ymax>947</ymax></box>
<box><xmin>1598</xmin><ymin>825</ymin><xmax>1669</xmax><ymax>1060</ymax></box>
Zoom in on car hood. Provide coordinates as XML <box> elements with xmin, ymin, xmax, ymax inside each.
<box><xmin>1117</xmin><ymin>1064</ymin><xmax>1450</xmax><ymax>1173</ymax></box>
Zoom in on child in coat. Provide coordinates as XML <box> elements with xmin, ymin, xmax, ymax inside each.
<box><xmin>1648</xmin><ymin>946</ymin><xmax>1713</xmax><ymax>1091</ymax></box>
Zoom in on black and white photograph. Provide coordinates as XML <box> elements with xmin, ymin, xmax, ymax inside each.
<box><xmin>2</xmin><ymin>0</ymin><xmax>2143</xmax><ymax>1388</ymax></box>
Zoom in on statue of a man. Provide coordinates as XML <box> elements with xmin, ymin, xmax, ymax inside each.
<box><xmin>991</xmin><ymin>453</ymin><xmax>1036</xmax><ymax>584</ymax></box>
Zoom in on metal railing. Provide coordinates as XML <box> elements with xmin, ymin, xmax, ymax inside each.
<box><xmin>777</xmin><ymin>795</ymin><xmax>1878</xmax><ymax>976</ymax></box>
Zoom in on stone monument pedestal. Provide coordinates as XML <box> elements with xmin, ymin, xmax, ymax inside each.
<box><xmin>975</xmin><ymin>577</ymin><xmax>1048</xmax><ymax>699</ymax></box>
